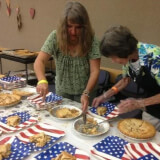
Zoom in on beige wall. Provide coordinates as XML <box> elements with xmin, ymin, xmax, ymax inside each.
<box><xmin>0</xmin><ymin>0</ymin><xmax>160</xmax><ymax>73</ymax></box>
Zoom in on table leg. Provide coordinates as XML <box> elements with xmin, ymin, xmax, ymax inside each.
<box><xmin>25</xmin><ymin>64</ymin><xmax>28</xmax><ymax>83</ymax></box>
<box><xmin>0</xmin><ymin>58</ymin><xmax>2</xmax><ymax>74</ymax></box>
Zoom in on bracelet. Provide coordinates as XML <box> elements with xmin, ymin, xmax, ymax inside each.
<box><xmin>111</xmin><ymin>86</ymin><xmax>119</xmax><ymax>94</ymax></box>
<box><xmin>37</xmin><ymin>79</ymin><xmax>48</xmax><ymax>85</ymax></box>
<box><xmin>82</xmin><ymin>89</ymin><xmax>89</xmax><ymax>97</ymax></box>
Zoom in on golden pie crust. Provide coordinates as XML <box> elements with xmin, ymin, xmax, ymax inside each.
<box><xmin>52</xmin><ymin>151</ymin><xmax>76</xmax><ymax>160</ymax></box>
<box><xmin>29</xmin><ymin>132</ymin><xmax>50</xmax><ymax>147</ymax></box>
<box><xmin>0</xmin><ymin>143</ymin><xmax>11</xmax><ymax>159</ymax></box>
<box><xmin>7</xmin><ymin>115</ymin><xmax>21</xmax><ymax>127</ymax></box>
<box><xmin>12</xmin><ymin>89</ymin><xmax>34</xmax><ymax>97</ymax></box>
<box><xmin>97</xmin><ymin>106</ymin><xmax>107</xmax><ymax>116</ymax></box>
<box><xmin>0</xmin><ymin>93</ymin><xmax>21</xmax><ymax>107</ymax></box>
<box><xmin>118</xmin><ymin>118</ymin><xmax>156</xmax><ymax>139</ymax></box>
<box><xmin>56</xmin><ymin>108</ymin><xmax>79</xmax><ymax>118</ymax></box>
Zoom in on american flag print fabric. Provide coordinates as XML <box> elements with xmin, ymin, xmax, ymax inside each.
<box><xmin>16</xmin><ymin>123</ymin><xmax>65</xmax><ymax>152</ymax></box>
<box><xmin>27</xmin><ymin>92</ymin><xmax>62</xmax><ymax>110</ymax></box>
<box><xmin>33</xmin><ymin>142</ymin><xmax>90</xmax><ymax>160</ymax></box>
<box><xmin>0</xmin><ymin>75</ymin><xmax>26</xmax><ymax>89</ymax></box>
<box><xmin>122</xmin><ymin>142</ymin><xmax>160</xmax><ymax>160</ymax></box>
<box><xmin>0</xmin><ymin>112</ymin><xmax>37</xmax><ymax>133</ymax></box>
<box><xmin>88</xmin><ymin>102</ymin><xmax>119</xmax><ymax>120</ymax></box>
<box><xmin>0</xmin><ymin>136</ymin><xmax>31</xmax><ymax>160</ymax></box>
<box><xmin>91</xmin><ymin>136</ymin><xmax>128</xmax><ymax>160</ymax></box>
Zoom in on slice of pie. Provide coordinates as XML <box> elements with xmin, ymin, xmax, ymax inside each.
<box><xmin>96</xmin><ymin>106</ymin><xmax>107</xmax><ymax>116</ymax></box>
<box><xmin>52</xmin><ymin>151</ymin><xmax>76</xmax><ymax>160</ymax></box>
<box><xmin>56</xmin><ymin>108</ymin><xmax>79</xmax><ymax>118</ymax></box>
<box><xmin>118</xmin><ymin>118</ymin><xmax>156</xmax><ymax>139</ymax></box>
<box><xmin>7</xmin><ymin>115</ymin><xmax>21</xmax><ymax>127</ymax></box>
<box><xmin>12</xmin><ymin>89</ymin><xmax>33</xmax><ymax>97</ymax></box>
<box><xmin>29</xmin><ymin>132</ymin><xmax>51</xmax><ymax>147</ymax></box>
<box><xmin>0</xmin><ymin>143</ymin><xmax>11</xmax><ymax>159</ymax></box>
<box><xmin>0</xmin><ymin>93</ymin><xmax>21</xmax><ymax>107</ymax></box>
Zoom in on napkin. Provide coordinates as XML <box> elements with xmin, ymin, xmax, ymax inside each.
<box><xmin>16</xmin><ymin>123</ymin><xmax>65</xmax><ymax>152</ymax></box>
<box><xmin>34</xmin><ymin>141</ymin><xmax>90</xmax><ymax>160</ymax></box>
<box><xmin>91</xmin><ymin>136</ymin><xmax>128</xmax><ymax>160</ymax></box>
<box><xmin>122</xmin><ymin>142</ymin><xmax>160</xmax><ymax>160</ymax></box>
<box><xmin>88</xmin><ymin>102</ymin><xmax>119</xmax><ymax>120</ymax></box>
<box><xmin>0</xmin><ymin>136</ymin><xmax>31</xmax><ymax>159</ymax></box>
<box><xmin>0</xmin><ymin>111</ymin><xmax>37</xmax><ymax>133</ymax></box>
<box><xmin>0</xmin><ymin>75</ymin><xmax>26</xmax><ymax>89</ymax></box>
<box><xmin>27</xmin><ymin>92</ymin><xmax>62</xmax><ymax>110</ymax></box>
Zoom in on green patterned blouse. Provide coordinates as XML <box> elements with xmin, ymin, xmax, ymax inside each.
<box><xmin>41</xmin><ymin>30</ymin><xmax>101</xmax><ymax>95</ymax></box>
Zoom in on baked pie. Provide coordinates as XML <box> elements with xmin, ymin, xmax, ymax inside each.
<box><xmin>29</xmin><ymin>132</ymin><xmax>51</xmax><ymax>147</ymax></box>
<box><xmin>7</xmin><ymin>115</ymin><xmax>21</xmax><ymax>127</ymax></box>
<box><xmin>0</xmin><ymin>143</ymin><xmax>11</xmax><ymax>159</ymax></box>
<box><xmin>96</xmin><ymin>106</ymin><xmax>107</xmax><ymax>116</ymax></box>
<box><xmin>118</xmin><ymin>118</ymin><xmax>156</xmax><ymax>139</ymax></box>
<box><xmin>0</xmin><ymin>93</ymin><xmax>21</xmax><ymax>107</ymax></box>
<box><xmin>12</xmin><ymin>89</ymin><xmax>33</xmax><ymax>97</ymax></box>
<box><xmin>52</xmin><ymin>151</ymin><xmax>76</xmax><ymax>160</ymax></box>
<box><xmin>56</xmin><ymin>108</ymin><xmax>79</xmax><ymax>118</ymax></box>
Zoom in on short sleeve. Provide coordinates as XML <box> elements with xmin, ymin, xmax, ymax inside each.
<box><xmin>41</xmin><ymin>30</ymin><xmax>58</xmax><ymax>56</ymax></box>
<box><xmin>88</xmin><ymin>36</ymin><xmax>101</xmax><ymax>59</ymax></box>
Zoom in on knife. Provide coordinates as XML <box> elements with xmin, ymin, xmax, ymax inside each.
<box><xmin>82</xmin><ymin>112</ymin><xmax>87</xmax><ymax>124</ymax></box>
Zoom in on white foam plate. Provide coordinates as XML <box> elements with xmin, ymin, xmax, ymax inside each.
<box><xmin>73</xmin><ymin>115</ymin><xmax>110</xmax><ymax>137</ymax></box>
<box><xmin>50</xmin><ymin>104</ymin><xmax>82</xmax><ymax>121</ymax></box>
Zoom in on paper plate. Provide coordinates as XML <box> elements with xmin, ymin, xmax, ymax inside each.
<box><xmin>27</xmin><ymin>92</ymin><xmax>62</xmax><ymax>110</ymax></box>
<box><xmin>88</xmin><ymin>102</ymin><xmax>119</xmax><ymax>121</ymax></box>
<box><xmin>91</xmin><ymin>136</ymin><xmax>128</xmax><ymax>160</ymax></box>
<box><xmin>0</xmin><ymin>111</ymin><xmax>37</xmax><ymax>133</ymax></box>
<box><xmin>34</xmin><ymin>141</ymin><xmax>90</xmax><ymax>160</ymax></box>
<box><xmin>0</xmin><ymin>136</ymin><xmax>31</xmax><ymax>160</ymax></box>
<box><xmin>73</xmin><ymin>115</ymin><xmax>110</xmax><ymax>137</ymax></box>
<box><xmin>50</xmin><ymin>104</ymin><xmax>82</xmax><ymax>120</ymax></box>
<box><xmin>16</xmin><ymin>123</ymin><xmax>65</xmax><ymax>152</ymax></box>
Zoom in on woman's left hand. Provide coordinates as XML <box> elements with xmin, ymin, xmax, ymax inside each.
<box><xmin>81</xmin><ymin>94</ymin><xmax>89</xmax><ymax>112</ymax></box>
<box><xmin>117</xmin><ymin>98</ymin><xmax>145</xmax><ymax>114</ymax></box>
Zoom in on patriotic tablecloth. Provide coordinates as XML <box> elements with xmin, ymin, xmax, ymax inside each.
<box><xmin>88</xmin><ymin>102</ymin><xmax>119</xmax><ymax>120</ymax></box>
<box><xmin>0</xmin><ymin>75</ymin><xmax>26</xmax><ymax>89</ymax></box>
<box><xmin>122</xmin><ymin>142</ymin><xmax>160</xmax><ymax>160</ymax></box>
<box><xmin>91</xmin><ymin>136</ymin><xmax>128</xmax><ymax>160</ymax></box>
<box><xmin>27</xmin><ymin>92</ymin><xmax>62</xmax><ymax>110</ymax></box>
<box><xmin>16</xmin><ymin>123</ymin><xmax>65</xmax><ymax>152</ymax></box>
<box><xmin>34</xmin><ymin>141</ymin><xmax>90</xmax><ymax>160</ymax></box>
<box><xmin>0</xmin><ymin>112</ymin><xmax>37</xmax><ymax>134</ymax></box>
<box><xmin>0</xmin><ymin>136</ymin><xmax>31</xmax><ymax>160</ymax></box>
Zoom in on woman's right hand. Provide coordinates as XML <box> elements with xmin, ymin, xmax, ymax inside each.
<box><xmin>92</xmin><ymin>94</ymin><xmax>106</xmax><ymax>107</ymax></box>
<box><xmin>36</xmin><ymin>83</ymin><xmax>49</xmax><ymax>101</ymax></box>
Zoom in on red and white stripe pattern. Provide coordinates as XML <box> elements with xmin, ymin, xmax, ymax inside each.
<box><xmin>27</xmin><ymin>93</ymin><xmax>45</xmax><ymax>106</ymax></box>
<box><xmin>16</xmin><ymin>123</ymin><xmax>65</xmax><ymax>143</ymax></box>
<box><xmin>75</xmin><ymin>149</ymin><xmax>90</xmax><ymax>160</ymax></box>
<box><xmin>122</xmin><ymin>142</ymin><xmax>160</xmax><ymax>160</ymax></box>
<box><xmin>105</xmin><ymin>106</ymin><xmax>119</xmax><ymax>120</ymax></box>
<box><xmin>0</xmin><ymin>136</ymin><xmax>15</xmax><ymax>145</ymax></box>
<box><xmin>0</xmin><ymin>76</ymin><xmax>26</xmax><ymax>89</ymax></box>
<box><xmin>0</xmin><ymin>117</ymin><xmax>37</xmax><ymax>133</ymax></box>
<box><xmin>27</xmin><ymin>92</ymin><xmax>62</xmax><ymax>110</ymax></box>
<box><xmin>91</xmin><ymin>148</ymin><xmax>121</xmax><ymax>160</ymax></box>
<box><xmin>88</xmin><ymin>106</ymin><xmax>119</xmax><ymax>121</ymax></box>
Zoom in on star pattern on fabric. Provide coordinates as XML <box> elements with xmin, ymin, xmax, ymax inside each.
<box><xmin>93</xmin><ymin>136</ymin><xmax>128</xmax><ymax>159</ymax></box>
